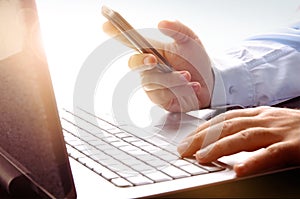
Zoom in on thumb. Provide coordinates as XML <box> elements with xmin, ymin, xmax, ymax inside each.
<box><xmin>233</xmin><ymin>143</ymin><xmax>289</xmax><ymax>177</ymax></box>
<box><xmin>158</xmin><ymin>20</ymin><xmax>199</xmax><ymax>44</ymax></box>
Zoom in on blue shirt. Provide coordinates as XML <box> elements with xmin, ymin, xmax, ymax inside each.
<box><xmin>211</xmin><ymin>22</ymin><xmax>300</xmax><ymax>107</ymax></box>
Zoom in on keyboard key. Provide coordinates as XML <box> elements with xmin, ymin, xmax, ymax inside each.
<box><xmin>131</xmin><ymin>140</ymin><xmax>150</xmax><ymax>147</ymax></box>
<box><xmin>100</xmin><ymin>168</ymin><xmax>119</xmax><ymax>180</ymax></box>
<box><xmin>180</xmin><ymin>164</ymin><xmax>208</xmax><ymax>175</ymax></box>
<box><xmin>131</xmin><ymin>164</ymin><xmax>154</xmax><ymax>172</ymax></box>
<box><xmin>63</xmin><ymin>109</ymin><xmax>227</xmax><ymax>188</ymax></box>
<box><xmin>109</xmin><ymin>164</ymin><xmax>132</xmax><ymax>172</ymax></box>
<box><xmin>103</xmin><ymin>136</ymin><xmax>120</xmax><ymax>143</ymax></box>
<box><xmin>171</xmin><ymin>159</ymin><xmax>190</xmax><ymax>167</ymax></box>
<box><xmin>66</xmin><ymin>146</ymin><xmax>85</xmax><ymax>160</ymax></box>
<box><xmin>71</xmin><ymin>108</ymin><xmax>116</xmax><ymax>130</ymax></box>
<box><xmin>83</xmin><ymin>147</ymin><xmax>105</xmax><ymax>156</ymax></box>
<box><xmin>103</xmin><ymin>127</ymin><xmax>123</xmax><ymax>134</ymax></box>
<box><xmin>114</xmin><ymin>152</ymin><xmax>135</xmax><ymax>161</ymax></box>
<box><xmin>126</xmin><ymin>175</ymin><xmax>153</xmax><ymax>186</ymax></box>
<box><xmin>114</xmin><ymin>132</ymin><xmax>132</xmax><ymax>138</ymax></box>
<box><xmin>119</xmin><ymin>145</ymin><xmax>140</xmax><ymax>152</ymax></box>
<box><xmin>73</xmin><ymin>144</ymin><xmax>89</xmax><ymax>152</ymax></box>
<box><xmin>198</xmin><ymin>162</ymin><xmax>225</xmax><ymax>172</ymax></box>
<box><xmin>100</xmin><ymin>158</ymin><xmax>121</xmax><ymax>167</ymax></box>
<box><xmin>103</xmin><ymin>148</ymin><xmax>124</xmax><ymax>156</ymax></box>
<box><xmin>111</xmin><ymin>178</ymin><xmax>133</xmax><ymax>187</ymax></box>
<box><xmin>147</xmin><ymin>137</ymin><xmax>170</xmax><ymax>147</ymax></box>
<box><xmin>79</xmin><ymin>134</ymin><xmax>98</xmax><ymax>142</ymax></box>
<box><xmin>147</xmin><ymin>158</ymin><xmax>168</xmax><ymax>168</ymax></box>
<box><xmin>121</xmin><ymin>157</ymin><xmax>142</xmax><ymax>167</ymax></box>
<box><xmin>110</xmin><ymin>140</ymin><xmax>130</xmax><ymax>148</ymax></box>
<box><xmin>161</xmin><ymin>144</ymin><xmax>178</xmax><ymax>154</ymax></box>
<box><xmin>185</xmin><ymin>158</ymin><xmax>225</xmax><ymax>172</ymax></box>
<box><xmin>156</xmin><ymin>152</ymin><xmax>179</xmax><ymax>162</ymax></box>
<box><xmin>123</xmin><ymin>136</ymin><xmax>140</xmax><ymax>142</ymax></box>
<box><xmin>135</xmin><ymin>153</ymin><xmax>156</xmax><ymax>162</ymax></box>
<box><xmin>66</xmin><ymin>138</ymin><xmax>84</xmax><ymax>147</ymax></box>
<box><xmin>92</xmin><ymin>153</ymin><xmax>113</xmax><ymax>162</ymax></box>
<box><xmin>142</xmin><ymin>145</ymin><xmax>160</xmax><ymax>153</ymax></box>
<box><xmin>87</xmin><ymin>139</ymin><xmax>106</xmax><ymax>147</ymax></box>
<box><xmin>144</xmin><ymin>170</ymin><xmax>173</xmax><ymax>182</ymax></box>
<box><xmin>159</xmin><ymin>165</ymin><xmax>190</xmax><ymax>179</ymax></box>
<box><xmin>117</xmin><ymin>170</ymin><xmax>139</xmax><ymax>178</ymax></box>
<box><xmin>77</xmin><ymin>157</ymin><xmax>119</xmax><ymax>180</ymax></box>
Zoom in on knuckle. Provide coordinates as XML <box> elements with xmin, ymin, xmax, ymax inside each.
<box><xmin>222</xmin><ymin>120</ymin><xmax>233</xmax><ymax>132</ymax></box>
<box><xmin>239</xmin><ymin>131</ymin><xmax>250</xmax><ymax>141</ymax></box>
<box><xmin>257</xmin><ymin>106</ymin><xmax>270</xmax><ymax>112</ymax></box>
<box><xmin>256</xmin><ymin>106</ymin><xmax>272</xmax><ymax>116</ymax></box>
<box><xmin>266</xmin><ymin>145</ymin><xmax>281</xmax><ymax>157</ymax></box>
<box><xmin>192</xmin><ymin>134</ymin><xmax>204</xmax><ymax>148</ymax></box>
<box><xmin>212</xmin><ymin>142</ymin><xmax>223</xmax><ymax>152</ymax></box>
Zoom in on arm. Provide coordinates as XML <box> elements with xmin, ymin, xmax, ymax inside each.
<box><xmin>212</xmin><ymin>22</ymin><xmax>300</xmax><ymax>107</ymax></box>
<box><xmin>104</xmin><ymin>20</ymin><xmax>300</xmax><ymax>111</ymax></box>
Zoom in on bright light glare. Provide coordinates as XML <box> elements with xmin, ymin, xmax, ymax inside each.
<box><xmin>36</xmin><ymin>0</ymin><xmax>106</xmax><ymax>107</ymax></box>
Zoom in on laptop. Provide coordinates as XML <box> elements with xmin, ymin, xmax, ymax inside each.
<box><xmin>0</xmin><ymin>0</ymin><xmax>299</xmax><ymax>198</ymax></box>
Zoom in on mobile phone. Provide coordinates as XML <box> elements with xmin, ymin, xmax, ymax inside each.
<box><xmin>101</xmin><ymin>5</ymin><xmax>173</xmax><ymax>73</ymax></box>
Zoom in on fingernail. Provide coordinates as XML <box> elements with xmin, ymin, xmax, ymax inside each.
<box><xmin>234</xmin><ymin>163</ymin><xmax>246</xmax><ymax>177</ymax></box>
<box><xmin>196</xmin><ymin>149</ymin><xmax>206</xmax><ymax>159</ymax></box>
<box><xmin>143</xmin><ymin>55</ymin><xmax>156</xmax><ymax>65</ymax></box>
<box><xmin>179</xmin><ymin>71</ymin><xmax>190</xmax><ymax>81</ymax></box>
<box><xmin>196</xmin><ymin>145</ymin><xmax>212</xmax><ymax>159</ymax></box>
<box><xmin>177</xmin><ymin>141</ymin><xmax>189</xmax><ymax>155</ymax></box>
<box><xmin>235</xmin><ymin>163</ymin><xmax>244</xmax><ymax>169</ymax></box>
<box><xmin>192</xmin><ymin>83</ymin><xmax>200</xmax><ymax>92</ymax></box>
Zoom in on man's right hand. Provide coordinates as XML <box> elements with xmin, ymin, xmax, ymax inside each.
<box><xmin>103</xmin><ymin>20</ymin><xmax>214</xmax><ymax>112</ymax></box>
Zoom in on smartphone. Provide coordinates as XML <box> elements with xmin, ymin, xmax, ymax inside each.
<box><xmin>101</xmin><ymin>5</ymin><xmax>173</xmax><ymax>73</ymax></box>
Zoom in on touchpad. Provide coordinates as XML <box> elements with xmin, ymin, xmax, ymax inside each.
<box><xmin>154</xmin><ymin>122</ymin><xmax>200</xmax><ymax>144</ymax></box>
<box><xmin>151</xmin><ymin>112</ymin><xmax>205</xmax><ymax>144</ymax></box>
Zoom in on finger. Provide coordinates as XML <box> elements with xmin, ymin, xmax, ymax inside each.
<box><xmin>183</xmin><ymin>107</ymin><xmax>266</xmax><ymax>140</ymax></box>
<box><xmin>195</xmin><ymin>127</ymin><xmax>282</xmax><ymax>163</ymax></box>
<box><xmin>103</xmin><ymin>21</ymin><xmax>135</xmax><ymax>48</ymax></box>
<box><xmin>177</xmin><ymin>122</ymin><xmax>225</xmax><ymax>157</ymax></box>
<box><xmin>177</xmin><ymin>117</ymin><xmax>268</xmax><ymax>157</ymax></box>
<box><xmin>128</xmin><ymin>54</ymin><xmax>157</xmax><ymax>71</ymax></box>
<box><xmin>234</xmin><ymin>142</ymin><xmax>294</xmax><ymax>177</ymax></box>
<box><xmin>158</xmin><ymin>20</ymin><xmax>199</xmax><ymax>44</ymax></box>
<box><xmin>141</xmin><ymin>70</ymin><xmax>191</xmax><ymax>91</ymax></box>
<box><xmin>223</xmin><ymin>106</ymin><xmax>268</xmax><ymax>120</ymax></box>
<box><xmin>146</xmin><ymin>82</ymin><xmax>198</xmax><ymax>105</ymax></box>
<box><xmin>162</xmin><ymin>92</ymin><xmax>201</xmax><ymax>112</ymax></box>
<box><xmin>103</xmin><ymin>21</ymin><xmax>120</xmax><ymax>36</ymax></box>
<box><xmin>160</xmin><ymin>98</ymin><xmax>194</xmax><ymax>113</ymax></box>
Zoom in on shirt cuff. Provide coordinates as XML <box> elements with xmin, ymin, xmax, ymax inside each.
<box><xmin>210</xmin><ymin>57</ymin><xmax>254</xmax><ymax>108</ymax></box>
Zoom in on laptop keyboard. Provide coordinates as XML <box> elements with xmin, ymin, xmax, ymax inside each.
<box><xmin>61</xmin><ymin>108</ymin><xmax>225</xmax><ymax>187</ymax></box>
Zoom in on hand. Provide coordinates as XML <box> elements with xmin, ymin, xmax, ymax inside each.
<box><xmin>177</xmin><ymin>106</ymin><xmax>300</xmax><ymax>177</ymax></box>
<box><xmin>103</xmin><ymin>20</ymin><xmax>214</xmax><ymax>112</ymax></box>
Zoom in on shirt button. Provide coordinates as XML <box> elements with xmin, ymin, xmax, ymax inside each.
<box><xmin>229</xmin><ymin>86</ymin><xmax>235</xmax><ymax>94</ymax></box>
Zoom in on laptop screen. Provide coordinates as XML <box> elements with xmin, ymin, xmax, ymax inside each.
<box><xmin>0</xmin><ymin>1</ymin><xmax>75</xmax><ymax>198</ymax></box>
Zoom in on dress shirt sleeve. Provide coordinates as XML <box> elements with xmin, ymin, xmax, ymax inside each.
<box><xmin>211</xmin><ymin>22</ymin><xmax>300</xmax><ymax>108</ymax></box>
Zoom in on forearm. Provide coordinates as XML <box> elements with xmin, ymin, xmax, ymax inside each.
<box><xmin>211</xmin><ymin>25</ymin><xmax>300</xmax><ymax>107</ymax></box>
